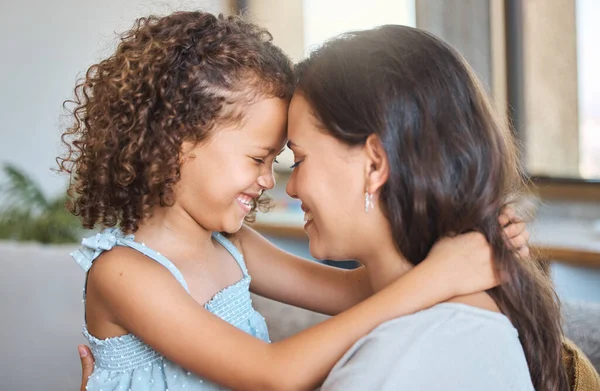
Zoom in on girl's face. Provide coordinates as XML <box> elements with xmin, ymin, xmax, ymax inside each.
<box><xmin>175</xmin><ymin>97</ymin><xmax>288</xmax><ymax>233</ymax></box>
<box><xmin>285</xmin><ymin>93</ymin><xmax>371</xmax><ymax>260</ymax></box>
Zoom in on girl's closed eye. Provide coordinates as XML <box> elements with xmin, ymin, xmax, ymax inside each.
<box><xmin>252</xmin><ymin>157</ymin><xmax>280</xmax><ymax>165</ymax></box>
<box><xmin>290</xmin><ymin>159</ymin><xmax>303</xmax><ymax>169</ymax></box>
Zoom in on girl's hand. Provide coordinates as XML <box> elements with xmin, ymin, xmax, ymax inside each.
<box><xmin>499</xmin><ymin>205</ymin><xmax>530</xmax><ymax>258</ymax></box>
<box><xmin>422</xmin><ymin>205</ymin><xmax>530</xmax><ymax>297</ymax></box>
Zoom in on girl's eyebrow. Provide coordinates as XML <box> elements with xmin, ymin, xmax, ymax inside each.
<box><xmin>257</xmin><ymin>146</ymin><xmax>286</xmax><ymax>155</ymax></box>
<box><xmin>257</xmin><ymin>146</ymin><xmax>276</xmax><ymax>153</ymax></box>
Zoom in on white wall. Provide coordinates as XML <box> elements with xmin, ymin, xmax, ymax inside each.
<box><xmin>0</xmin><ymin>0</ymin><xmax>418</xmax><ymax>192</ymax></box>
<box><xmin>0</xmin><ymin>0</ymin><xmax>229</xmax><ymax>197</ymax></box>
<box><xmin>303</xmin><ymin>0</ymin><xmax>415</xmax><ymax>55</ymax></box>
<box><xmin>245</xmin><ymin>0</ymin><xmax>416</xmax><ymax>169</ymax></box>
<box><xmin>247</xmin><ymin>0</ymin><xmax>416</xmax><ymax>62</ymax></box>
<box><xmin>246</xmin><ymin>0</ymin><xmax>305</xmax><ymax>62</ymax></box>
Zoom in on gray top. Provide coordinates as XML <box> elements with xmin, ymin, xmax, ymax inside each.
<box><xmin>321</xmin><ymin>302</ymin><xmax>535</xmax><ymax>391</ymax></box>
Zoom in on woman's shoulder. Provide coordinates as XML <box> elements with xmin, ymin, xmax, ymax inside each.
<box><xmin>332</xmin><ymin>302</ymin><xmax>526</xmax><ymax>374</ymax></box>
<box><xmin>322</xmin><ymin>303</ymin><xmax>534</xmax><ymax>390</ymax></box>
<box><xmin>366</xmin><ymin>302</ymin><xmax>517</xmax><ymax>343</ymax></box>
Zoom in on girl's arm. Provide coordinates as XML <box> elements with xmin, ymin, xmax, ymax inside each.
<box><xmin>237</xmin><ymin>224</ymin><xmax>374</xmax><ymax>315</ymax></box>
<box><xmin>238</xmin><ymin>206</ymin><xmax>528</xmax><ymax>315</ymax></box>
<box><xmin>86</xmin><ymin>232</ymin><xmax>496</xmax><ymax>391</ymax></box>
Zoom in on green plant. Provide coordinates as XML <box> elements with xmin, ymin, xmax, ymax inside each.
<box><xmin>0</xmin><ymin>163</ymin><xmax>82</xmax><ymax>243</ymax></box>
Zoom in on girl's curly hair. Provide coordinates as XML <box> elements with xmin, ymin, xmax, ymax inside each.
<box><xmin>57</xmin><ymin>11</ymin><xmax>295</xmax><ymax>233</ymax></box>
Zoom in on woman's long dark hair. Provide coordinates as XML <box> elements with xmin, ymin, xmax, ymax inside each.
<box><xmin>296</xmin><ymin>25</ymin><xmax>568</xmax><ymax>391</ymax></box>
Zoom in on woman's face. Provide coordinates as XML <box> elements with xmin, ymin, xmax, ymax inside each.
<box><xmin>286</xmin><ymin>93</ymin><xmax>371</xmax><ymax>260</ymax></box>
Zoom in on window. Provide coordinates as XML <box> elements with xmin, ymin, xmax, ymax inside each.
<box><xmin>241</xmin><ymin>0</ymin><xmax>600</xmax><ymax>183</ymax></box>
<box><xmin>576</xmin><ymin>0</ymin><xmax>600</xmax><ymax>179</ymax></box>
<box><xmin>509</xmin><ymin>0</ymin><xmax>600</xmax><ymax>181</ymax></box>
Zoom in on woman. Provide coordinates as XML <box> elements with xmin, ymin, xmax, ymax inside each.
<box><xmin>286</xmin><ymin>25</ymin><xmax>567</xmax><ymax>390</ymax></box>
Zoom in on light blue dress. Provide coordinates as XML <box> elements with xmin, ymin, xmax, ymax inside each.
<box><xmin>72</xmin><ymin>227</ymin><xmax>270</xmax><ymax>391</ymax></box>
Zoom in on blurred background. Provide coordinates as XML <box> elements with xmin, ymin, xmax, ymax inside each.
<box><xmin>1</xmin><ymin>0</ymin><xmax>598</xmax><ymax>389</ymax></box>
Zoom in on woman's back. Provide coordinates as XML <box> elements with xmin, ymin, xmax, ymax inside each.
<box><xmin>322</xmin><ymin>302</ymin><xmax>534</xmax><ymax>390</ymax></box>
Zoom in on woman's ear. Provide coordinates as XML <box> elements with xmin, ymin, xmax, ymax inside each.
<box><xmin>364</xmin><ymin>134</ymin><xmax>389</xmax><ymax>194</ymax></box>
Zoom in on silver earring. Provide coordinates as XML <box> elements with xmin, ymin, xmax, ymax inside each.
<box><xmin>365</xmin><ymin>192</ymin><xmax>374</xmax><ymax>213</ymax></box>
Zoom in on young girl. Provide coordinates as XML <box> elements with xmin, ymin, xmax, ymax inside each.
<box><xmin>285</xmin><ymin>25</ymin><xmax>569</xmax><ymax>390</ymax></box>
<box><xmin>62</xmin><ymin>11</ymin><xmax>527</xmax><ymax>391</ymax></box>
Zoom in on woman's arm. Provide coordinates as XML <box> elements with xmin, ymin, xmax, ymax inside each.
<box><xmin>78</xmin><ymin>346</ymin><xmax>93</xmax><ymax>391</ymax></box>
<box><xmin>86</xmin><ymin>232</ymin><xmax>496</xmax><ymax>391</ymax></box>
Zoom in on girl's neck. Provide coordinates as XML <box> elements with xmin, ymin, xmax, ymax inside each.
<box><xmin>134</xmin><ymin>205</ymin><xmax>214</xmax><ymax>257</ymax></box>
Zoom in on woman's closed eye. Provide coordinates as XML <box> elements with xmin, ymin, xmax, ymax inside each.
<box><xmin>290</xmin><ymin>159</ymin><xmax>303</xmax><ymax>169</ymax></box>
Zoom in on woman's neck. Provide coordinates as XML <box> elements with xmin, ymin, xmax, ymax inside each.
<box><xmin>357</xmin><ymin>234</ymin><xmax>414</xmax><ymax>293</ymax></box>
<box><xmin>361</xmin><ymin>239</ymin><xmax>501</xmax><ymax>313</ymax></box>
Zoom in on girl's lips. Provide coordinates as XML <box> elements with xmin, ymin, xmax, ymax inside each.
<box><xmin>236</xmin><ymin>193</ymin><xmax>254</xmax><ymax>213</ymax></box>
